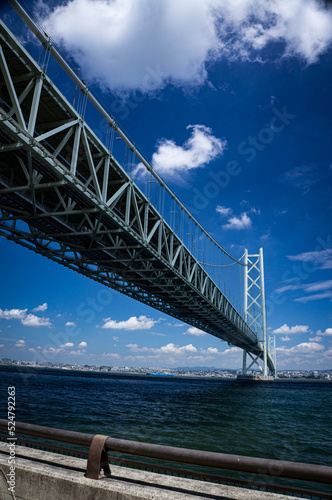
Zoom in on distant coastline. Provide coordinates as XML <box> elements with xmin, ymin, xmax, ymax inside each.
<box><xmin>273</xmin><ymin>377</ymin><xmax>332</xmax><ymax>383</ymax></box>
<box><xmin>0</xmin><ymin>364</ymin><xmax>331</xmax><ymax>382</ymax></box>
<box><xmin>0</xmin><ymin>364</ymin><xmax>233</xmax><ymax>380</ymax></box>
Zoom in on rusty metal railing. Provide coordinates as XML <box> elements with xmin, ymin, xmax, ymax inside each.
<box><xmin>0</xmin><ymin>420</ymin><xmax>331</xmax><ymax>499</ymax></box>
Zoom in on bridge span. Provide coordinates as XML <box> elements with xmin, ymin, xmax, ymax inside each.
<box><xmin>0</xmin><ymin>3</ymin><xmax>276</xmax><ymax>376</ymax></box>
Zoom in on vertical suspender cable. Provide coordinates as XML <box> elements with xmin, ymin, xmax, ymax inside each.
<box><xmin>7</xmin><ymin>0</ymin><xmax>245</xmax><ymax>266</ymax></box>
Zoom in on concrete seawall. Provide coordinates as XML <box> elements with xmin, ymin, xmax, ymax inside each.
<box><xmin>0</xmin><ymin>442</ymin><xmax>309</xmax><ymax>500</ymax></box>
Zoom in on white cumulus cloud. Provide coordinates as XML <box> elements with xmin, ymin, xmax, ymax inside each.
<box><xmin>273</xmin><ymin>324</ymin><xmax>310</xmax><ymax>335</ymax></box>
<box><xmin>125</xmin><ymin>342</ymin><xmax>242</xmax><ymax>358</ymax></box>
<box><xmin>43</xmin><ymin>347</ymin><xmax>62</xmax><ymax>354</ymax></box>
<box><xmin>78</xmin><ymin>341</ymin><xmax>87</xmax><ymax>348</ymax></box>
<box><xmin>0</xmin><ymin>308</ymin><xmax>52</xmax><ymax>327</ymax></box>
<box><xmin>126</xmin><ymin>342</ymin><xmax>198</xmax><ymax>355</ymax></box>
<box><xmin>14</xmin><ymin>339</ymin><xmax>25</xmax><ymax>348</ymax></box>
<box><xmin>0</xmin><ymin>308</ymin><xmax>27</xmax><ymax>320</ymax></box>
<box><xmin>21</xmin><ymin>314</ymin><xmax>52</xmax><ymax>327</ymax></box>
<box><xmin>69</xmin><ymin>350</ymin><xmax>86</xmax><ymax>356</ymax></box>
<box><xmin>101</xmin><ymin>352</ymin><xmax>121</xmax><ymax>359</ymax></box>
<box><xmin>309</xmin><ymin>336</ymin><xmax>322</xmax><ymax>342</ymax></box>
<box><xmin>317</xmin><ymin>328</ymin><xmax>332</xmax><ymax>337</ymax></box>
<box><xmin>38</xmin><ymin>0</ymin><xmax>221</xmax><ymax>94</ymax></box>
<box><xmin>133</xmin><ymin>125</ymin><xmax>226</xmax><ymax>179</ymax></box>
<box><xmin>216</xmin><ymin>205</ymin><xmax>232</xmax><ymax>216</ymax></box>
<box><xmin>159</xmin><ymin>343</ymin><xmax>197</xmax><ymax>354</ymax></box>
<box><xmin>222</xmin><ymin>213</ymin><xmax>252</xmax><ymax>230</ymax></box>
<box><xmin>184</xmin><ymin>327</ymin><xmax>207</xmax><ymax>336</ymax></box>
<box><xmin>223</xmin><ymin>346</ymin><xmax>241</xmax><ymax>354</ymax></box>
<box><xmin>277</xmin><ymin>342</ymin><xmax>324</xmax><ymax>355</ymax></box>
<box><xmin>102</xmin><ymin>315</ymin><xmax>157</xmax><ymax>330</ymax></box>
<box><xmin>38</xmin><ymin>0</ymin><xmax>332</xmax><ymax>95</ymax></box>
<box><xmin>32</xmin><ymin>303</ymin><xmax>48</xmax><ymax>312</ymax></box>
<box><xmin>62</xmin><ymin>342</ymin><xmax>74</xmax><ymax>348</ymax></box>
<box><xmin>202</xmin><ymin>347</ymin><xmax>219</xmax><ymax>354</ymax></box>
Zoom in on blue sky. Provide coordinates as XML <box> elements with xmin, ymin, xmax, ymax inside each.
<box><xmin>0</xmin><ymin>0</ymin><xmax>331</xmax><ymax>370</ymax></box>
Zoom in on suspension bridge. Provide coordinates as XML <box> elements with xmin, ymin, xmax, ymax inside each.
<box><xmin>0</xmin><ymin>1</ymin><xmax>276</xmax><ymax>377</ymax></box>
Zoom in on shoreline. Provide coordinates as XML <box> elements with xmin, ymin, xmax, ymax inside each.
<box><xmin>0</xmin><ymin>364</ymin><xmax>331</xmax><ymax>382</ymax></box>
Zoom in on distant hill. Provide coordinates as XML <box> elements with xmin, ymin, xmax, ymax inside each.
<box><xmin>175</xmin><ymin>366</ymin><xmax>237</xmax><ymax>371</ymax></box>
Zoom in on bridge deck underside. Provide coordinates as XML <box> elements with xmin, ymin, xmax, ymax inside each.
<box><xmin>0</xmin><ymin>131</ymin><xmax>257</xmax><ymax>353</ymax></box>
<box><xmin>0</xmin><ymin>20</ymin><xmax>274</xmax><ymax>370</ymax></box>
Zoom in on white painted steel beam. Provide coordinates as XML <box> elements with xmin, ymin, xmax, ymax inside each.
<box><xmin>0</xmin><ymin>44</ymin><xmax>26</xmax><ymax>129</ymax></box>
<box><xmin>27</xmin><ymin>76</ymin><xmax>43</xmax><ymax>135</ymax></box>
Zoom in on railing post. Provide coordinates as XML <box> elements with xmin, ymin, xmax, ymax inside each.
<box><xmin>86</xmin><ymin>434</ymin><xmax>111</xmax><ymax>480</ymax></box>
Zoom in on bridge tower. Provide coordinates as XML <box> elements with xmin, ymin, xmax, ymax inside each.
<box><xmin>242</xmin><ymin>248</ymin><xmax>275</xmax><ymax>379</ymax></box>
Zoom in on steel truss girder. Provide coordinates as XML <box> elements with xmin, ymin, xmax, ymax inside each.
<box><xmin>0</xmin><ymin>19</ymin><xmax>265</xmax><ymax>358</ymax></box>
